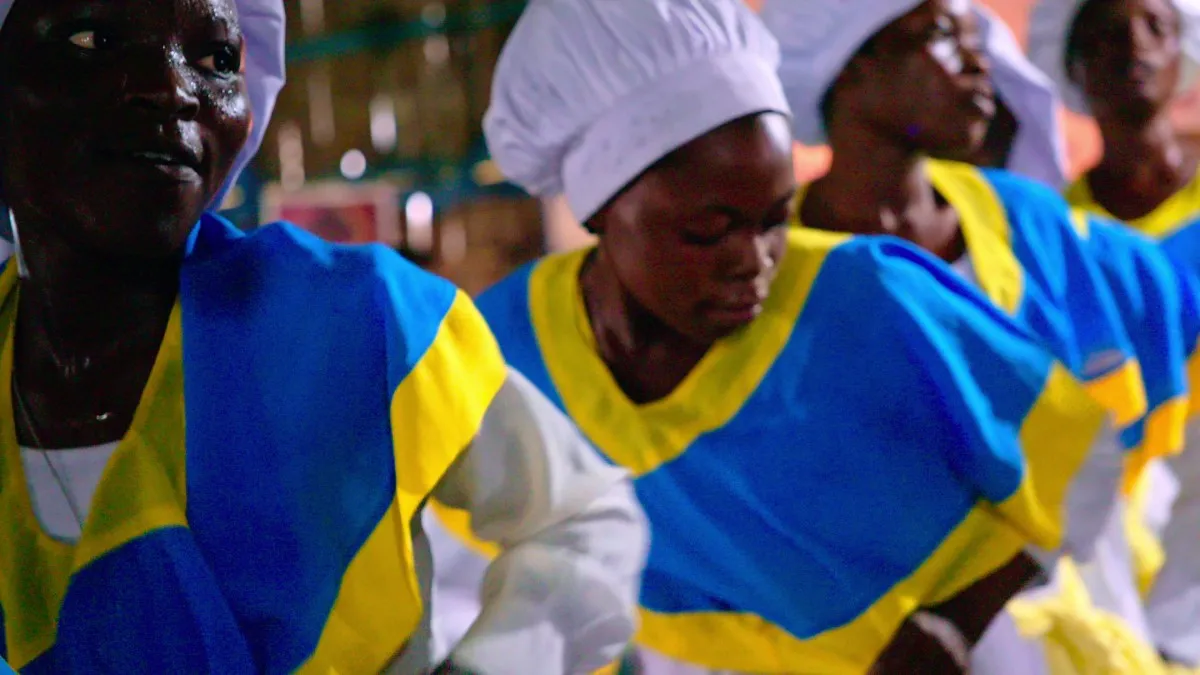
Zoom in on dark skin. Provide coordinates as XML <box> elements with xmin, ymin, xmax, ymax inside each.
<box><xmin>0</xmin><ymin>3</ymin><xmax>476</xmax><ymax>672</ymax></box>
<box><xmin>0</xmin><ymin>3</ymin><xmax>476</xmax><ymax>671</ymax></box>
<box><xmin>969</xmin><ymin>93</ymin><xmax>1020</xmax><ymax>170</ymax></box>
<box><xmin>797</xmin><ymin>1</ymin><xmax>1037</xmax><ymax>668</ymax></box>
<box><xmin>581</xmin><ymin>113</ymin><xmax>794</xmax><ymax>404</ymax></box>
<box><xmin>0</xmin><ymin>0</ymin><xmax>250</xmax><ymax>449</ymax></box>
<box><xmin>802</xmin><ymin>0</ymin><xmax>994</xmax><ymax>263</ymax></box>
<box><xmin>1070</xmin><ymin>0</ymin><xmax>1198</xmax><ymax>220</ymax></box>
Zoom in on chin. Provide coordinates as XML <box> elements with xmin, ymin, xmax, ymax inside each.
<box><xmin>78</xmin><ymin>206</ymin><xmax>204</xmax><ymax>260</ymax></box>
<box><xmin>928</xmin><ymin>131</ymin><xmax>985</xmax><ymax>163</ymax></box>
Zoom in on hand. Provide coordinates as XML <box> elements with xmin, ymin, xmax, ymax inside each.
<box><xmin>869</xmin><ymin>617</ymin><xmax>967</xmax><ymax>675</ymax></box>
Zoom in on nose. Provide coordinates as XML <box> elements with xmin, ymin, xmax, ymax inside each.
<box><xmin>1129</xmin><ymin>16</ymin><xmax>1158</xmax><ymax>53</ymax></box>
<box><xmin>123</xmin><ymin>48</ymin><xmax>201</xmax><ymax>120</ymax></box>
<box><xmin>721</xmin><ymin>229</ymin><xmax>774</xmax><ymax>281</ymax></box>
<box><xmin>961</xmin><ymin>42</ymin><xmax>990</xmax><ymax>79</ymax></box>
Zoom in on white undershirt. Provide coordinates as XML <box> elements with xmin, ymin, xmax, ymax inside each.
<box><xmin>20</xmin><ymin>443</ymin><xmax>115</xmax><ymax>542</ymax></box>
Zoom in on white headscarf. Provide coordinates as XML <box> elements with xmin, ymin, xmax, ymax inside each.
<box><xmin>761</xmin><ymin>0</ymin><xmax>923</xmax><ymax>147</ymax></box>
<box><xmin>0</xmin><ymin>0</ymin><xmax>286</xmax><ymax>263</ymax></box>
<box><xmin>1027</xmin><ymin>0</ymin><xmax>1200</xmax><ymax>114</ymax></box>
<box><xmin>764</xmin><ymin>0</ymin><xmax>1067</xmax><ymax>187</ymax></box>
<box><xmin>976</xmin><ymin>5</ymin><xmax>1069</xmax><ymax>188</ymax></box>
<box><xmin>483</xmin><ymin>0</ymin><xmax>791</xmax><ymax>224</ymax></box>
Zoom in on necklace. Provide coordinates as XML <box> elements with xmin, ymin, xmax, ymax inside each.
<box><xmin>12</xmin><ymin>372</ymin><xmax>87</xmax><ymax>532</ymax></box>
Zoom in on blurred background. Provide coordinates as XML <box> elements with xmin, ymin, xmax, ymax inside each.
<box><xmin>226</xmin><ymin>0</ymin><xmax>1200</xmax><ymax>294</ymax></box>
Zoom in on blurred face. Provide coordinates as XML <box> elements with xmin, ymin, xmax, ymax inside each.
<box><xmin>1070</xmin><ymin>0</ymin><xmax>1182</xmax><ymax>121</ymax></box>
<box><xmin>590</xmin><ymin>113</ymin><xmax>795</xmax><ymax>344</ymax></box>
<box><xmin>834</xmin><ymin>0</ymin><xmax>995</xmax><ymax>157</ymax></box>
<box><xmin>0</xmin><ymin>0</ymin><xmax>251</xmax><ymax>260</ymax></box>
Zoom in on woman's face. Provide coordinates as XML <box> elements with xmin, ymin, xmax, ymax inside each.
<box><xmin>1071</xmin><ymin>0</ymin><xmax>1182</xmax><ymax>122</ymax></box>
<box><xmin>833</xmin><ymin>0</ymin><xmax>995</xmax><ymax>157</ymax></box>
<box><xmin>0</xmin><ymin>0</ymin><xmax>251</xmax><ymax>260</ymax></box>
<box><xmin>590</xmin><ymin>113</ymin><xmax>795</xmax><ymax>345</ymax></box>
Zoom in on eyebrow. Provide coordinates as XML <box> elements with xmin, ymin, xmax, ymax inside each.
<box><xmin>702</xmin><ymin>194</ymin><xmax>796</xmax><ymax>220</ymax></box>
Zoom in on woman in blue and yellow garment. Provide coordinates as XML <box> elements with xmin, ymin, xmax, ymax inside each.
<box><xmin>0</xmin><ymin>0</ymin><xmax>651</xmax><ymax>673</ymax></box>
<box><xmin>468</xmin><ymin>0</ymin><xmax>1150</xmax><ymax>671</ymax></box>
<box><xmin>763</xmin><ymin>0</ymin><xmax>1196</xmax><ymax>671</ymax></box>
<box><xmin>1027</xmin><ymin>0</ymin><xmax>1200</xmax><ymax>666</ymax></box>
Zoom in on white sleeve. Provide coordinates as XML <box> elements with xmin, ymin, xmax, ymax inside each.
<box><xmin>432</xmin><ymin>367</ymin><xmax>649</xmax><ymax>675</ymax></box>
<box><xmin>1025</xmin><ymin>419</ymin><xmax>1123</xmax><ymax>569</ymax></box>
<box><xmin>1147</xmin><ymin>418</ymin><xmax>1200</xmax><ymax>665</ymax></box>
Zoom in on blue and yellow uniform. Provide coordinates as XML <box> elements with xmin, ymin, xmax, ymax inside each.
<box><xmin>476</xmin><ymin>226</ymin><xmax>1112</xmax><ymax>673</ymax></box>
<box><xmin>1067</xmin><ymin>174</ymin><xmax>1200</xmax><ymax>662</ymax></box>
<box><xmin>920</xmin><ymin>161</ymin><xmax>1189</xmax><ymax>490</ymax></box>
<box><xmin>0</xmin><ymin>214</ymin><xmax>508</xmax><ymax>673</ymax></box>
<box><xmin>1067</xmin><ymin>173</ymin><xmax>1200</xmax><ymax>423</ymax></box>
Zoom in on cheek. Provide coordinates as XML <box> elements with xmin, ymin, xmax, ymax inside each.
<box><xmin>765</xmin><ymin>229</ymin><xmax>787</xmax><ymax>266</ymax></box>
<box><xmin>204</xmin><ymin>88</ymin><xmax>253</xmax><ymax>164</ymax></box>
<box><xmin>607</xmin><ymin>229</ymin><xmax>707</xmax><ymax>307</ymax></box>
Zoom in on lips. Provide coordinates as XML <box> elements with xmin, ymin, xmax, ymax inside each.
<box><xmin>105</xmin><ymin>133</ymin><xmax>204</xmax><ymax>181</ymax></box>
<box><xmin>1126</xmin><ymin>60</ymin><xmax>1164</xmax><ymax>85</ymax></box>
<box><xmin>965</xmin><ymin>79</ymin><xmax>996</xmax><ymax>117</ymax></box>
<box><xmin>708</xmin><ymin>289</ymin><xmax>768</xmax><ymax>324</ymax></box>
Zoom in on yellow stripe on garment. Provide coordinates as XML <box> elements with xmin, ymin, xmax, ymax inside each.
<box><xmin>1085</xmin><ymin>359</ymin><xmax>1148</xmax><ymax>431</ymax></box>
<box><xmin>0</xmin><ymin>264</ymin><xmax>190</xmax><ymax>669</ymax></box>
<box><xmin>1122</xmin><ymin>396</ymin><xmax>1189</xmax><ymax>496</ymax></box>
<box><xmin>927</xmin><ymin>159</ymin><xmax>1024</xmax><ymax>316</ymax></box>
<box><xmin>529</xmin><ymin>227</ymin><xmax>838</xmax><ymax>478</ymax></box>
<box><xmin>428</xmin><ymin>500</ymin><xmax>500</xmax><ymax>559</ymax></box>
<box><xmin>300</xmin><ymin>291</ymin><xmax>507</xmax><ymax>673</ymax></box>
<box><xmin>634</xmin><ymin>364</ymin><xmax>1106</xmax><ymax>674</ymax></box>
<box><xmin>929</xmin><ymin>162</ymin><xmax>1147</xmax><ymax>429</ymax></box>
<box><xmin>1189</xmin><ymin>344</ymin><xmax>1200</xmax><ymax>417</ymax></box>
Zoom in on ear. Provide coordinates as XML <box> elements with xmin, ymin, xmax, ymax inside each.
<box><xmin>1067</xmin><ymin>57</ymin><xmax>1087</xmax><ymax>88</ymax></box>
<box><xmin>584</xmin><ymin>207</ymin><xmax>608</xmax><ymax>237</ymax></box>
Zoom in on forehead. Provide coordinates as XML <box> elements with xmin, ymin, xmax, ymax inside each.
<box><xmin>882</xmin><ymin>0</ymin><xmax>972</xmax><ymax>36</ymax></box>
<box><xmin>1079</xmin><ymin>0</ymin><xmax>1177</xmax><ymax>26</ymax></box>
<box><xmin>643</xmin><ymin>115</ymin><xmax>794</xmax><ymax>200</ymax></box>
<box><xmin>3</xmin><ymin>0</ymin><xmax>239</xmax><ymax>36</ymax></box>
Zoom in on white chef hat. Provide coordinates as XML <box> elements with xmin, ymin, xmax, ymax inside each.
<box><xmin>1027</xmin><ymin>0</ymin><xmax>1200</xmax><ymax>114</ymax></box>
<box><xmin>483</xmin><ymin>0</ymin><xmax>791</xmax><ymax>224</ymax></box>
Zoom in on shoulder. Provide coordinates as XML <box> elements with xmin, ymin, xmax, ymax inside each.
<box><xmin>977</xmin><ymin>166</ymin><xmax>1066</xmax><ymax>207</ymax></box>
<box><xmin>475</xmin><ymin>259</ymin><xmax>539</xmax><ymax>329</ymax></box>
<box><xmin>185</xmin><ymin>217</ymin><xmax>470</xmax><ymax>364</ymax></box>
<box><xmin>806</xmin><ymin>233</ymin><xmax>1046</xmax><ymax>368</ymax></box>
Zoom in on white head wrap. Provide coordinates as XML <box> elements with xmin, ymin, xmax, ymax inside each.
<box><xmin>483</xmin><ymin>0</ymin><xmax>791</xmax><ymax>224</ymax></box>
<box><xmin>976</xmin><ymin>5</ymin><xmax>1069</xmax><ymax>187</ymax></box>
<box><xmin>1027</xmin><ymin>0</ymin><xmax>1200</xmax><ymax>114</ymax></box>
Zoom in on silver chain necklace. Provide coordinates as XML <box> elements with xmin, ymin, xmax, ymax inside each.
<box><xmin>12</xmin><ymin>372</ymin><xmax>87</xmax><ymax>532</ymax></box>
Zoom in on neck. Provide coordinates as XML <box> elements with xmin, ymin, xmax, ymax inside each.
<box><xmin>581</xmin><ymin>247</ymin><xmax>696</xmax><ymax>356</ymax></box>
<box><xmin>816</xmin><ymin>138</ymin><xmax>929</xmax><ymax>228</ymax></box>
<box><xmin>14</xmin><ymin>221</ymin><xmax>180</xmax><ymax>382</ymax></box>
<box><xmin>1094</xmin><ymin>110</ymin><xmax>1186</xmax><ymax>182</ymax></box>
<box><xmin>803</xmin><ymin>124</ymin><xmax>964</xmax><ymax>261</ymax></box>
<box><xmin>579</xmin><ymin>245</ymin><xmax>709</xmax><ymax>403</ymax></box>
<box><xmin>1088</xmin><ymin>110</ymin><xmax>1195</xmax><ymax>219</ymax></box>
